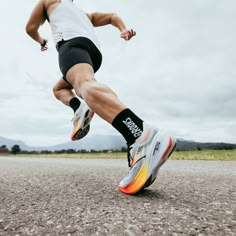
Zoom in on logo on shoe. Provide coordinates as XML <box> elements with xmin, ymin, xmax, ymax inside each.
<box><xmin>153</xmin><ymin>141</ymin><xmax>160</xmax><ymax>155</ymax></box>
<box><xmin>122</xmin><ymin>118</ymin><xmax>142</xmax><ymax>138</ymax></box>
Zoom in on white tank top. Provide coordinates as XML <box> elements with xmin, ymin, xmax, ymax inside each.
<box><xmin>49</xmin><ymin>0</ymin><xmax>100</xmax><ymax>50</ymax></box>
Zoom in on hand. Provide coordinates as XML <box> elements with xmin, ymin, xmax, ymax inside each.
<box><xmin>40</xmin><ymin>39</ymin><xmax>48</xmax><ymax>51</ymax></box>
<box><xmin>120</xmin><ymin>29</ymin><xmax>136</xmax><ymax>41</ymax></box>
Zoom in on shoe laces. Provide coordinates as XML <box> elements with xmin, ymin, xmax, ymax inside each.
<box><xmin>127</xmin><ymin>144</ymin><xmax>132</xmax><ymax>167</ymax></box>
<box><xmin>127</xmin><ymin>141</ymin><xmax>146</xmax><ymax>168</ymax></box>
<box><xmin>127</xmin><ymin>142</ymin><xmax>138</xmax><ymax>168</ymax></box>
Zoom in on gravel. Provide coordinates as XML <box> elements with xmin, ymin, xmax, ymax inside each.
<box><xmin>0</xmin><ymin>157</ymin><xmax>235</xmax><ymax>235</ymax></box>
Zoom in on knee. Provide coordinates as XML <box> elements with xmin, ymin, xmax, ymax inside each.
<box><xmin>73</xmin><ymin>74</ymin><xmax>95</xmax><ymax>91</ymax></box>
<box><xmin>72</xmin><ymin>75</ymin><xmax>96</xmax><ymax>98</ymax></box>
<box><xmin>81</xmin><ymin>81</ymin><xmax>111</xmax><ymax>104</ymax></box>
<box><xmin>52</xmin><ymin>84</ymin><xmax>60</xmax><ymax>99</ymax></box>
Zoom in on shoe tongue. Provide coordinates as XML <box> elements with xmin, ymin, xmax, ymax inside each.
<box><xmin>135</xmin><ymin>126</ymin><xmax>153</xmax><ymax>144</ymax></box>
<box><xmin>135</xmin><ymin>128</ymin><xmax>147</xmax><ymax>143</ymax></box>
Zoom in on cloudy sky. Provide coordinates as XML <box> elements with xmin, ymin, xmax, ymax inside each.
<box><xmin>0</xmin><ymin>0</ymin><xmax>235</xmax><ymax>146</ymax></box>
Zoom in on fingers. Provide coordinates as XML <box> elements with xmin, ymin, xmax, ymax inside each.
<box><xmin>127</xmin><ymin>29</ymin><xmax>135</xmax><ymax>39</ymax></box>
<box><xmin>121</xmin><ymin>29</ymin><xmax>136</xmax><ymax>41</ymax></box>
<box><xmin>41</xmin><ymin>43</ymin><xmax>48</xmax><ymax>51</ymax></box>
<box><xmin>130</xmin><ymin>29</ymin><xmax>136</xmax><ymax>37</ymax></box>
<box><xmin>40</xmin><ymin>39</ymin><xmax>48</xmax><ymax>52</ymax></box>
<box><xmin>41</xmin><ymin>46</ymin><xmax>48</xmax><ymax>51</ymax></box>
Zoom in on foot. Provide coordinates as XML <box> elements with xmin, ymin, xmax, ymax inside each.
<box><xmin>71</xmin><ymin>103</ymin><xmax>94</xmax><ymax>141</ymax></box>
<box><xmin>118</xmin><ymin>123</ymin><xmax>176</xmax><ymax>195</ymax></box>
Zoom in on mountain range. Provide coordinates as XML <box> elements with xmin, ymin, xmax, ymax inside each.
<box><xmin>0</xmin><ymin>135</ymin><xmax>236</xmax><ymax>152</ymax></box>
<box><xmin>0</xmin><ymin>135</ymin><xmax>126</xmax><ymax>151</ymax></box>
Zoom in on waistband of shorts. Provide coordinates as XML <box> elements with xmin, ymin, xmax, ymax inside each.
<box><xmin>56</xmin><ymin>40</ymin><xmax>66</xmax><ymax>51</ymax></box>
<box><xmin>56</xmin><ymin>37</ymin><xmax>96</xmax><ymax>50</ymax></box>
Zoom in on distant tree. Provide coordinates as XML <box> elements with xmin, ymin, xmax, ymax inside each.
<box><xmin>197</xmin><ymin>146</ymin><xmax>202</xmax><ymax>151</ymax></box>
<box><xmin>0</xmin><ymin>145</ymin><xmax>7</xmax><ymax>150</ymax></box>
<box><xmin>54</xmin><ymin>150</ymin><xmax>64</xmax><ymax>154</ymax></box>
<box><xmin>90</xmin><ymin>149</ymin><xmax>98</xmax><ymax>153</ymax></box>
<box><xmin>11</xmin><ymin>145</ymin><xmax>21</xmax><ymax>155</ymax></box>
<box><xmin>80</xmin><ymin>149</ymin><xmax>87</xmax><ymax>153</ymax></box>
<box><xmin>41</xmin><ymin>150</ymin><xmax>52</xmax><ymax>154</ymax></box>
<box><xmin>66</xmin><ymin>149</ymin><xmax>76</xmax><ymax>153</ymax></box>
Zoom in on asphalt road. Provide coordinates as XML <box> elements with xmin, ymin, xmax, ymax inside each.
<box><xmin>0</xmin><ymin>157</ymin><xmax>235</xmax><ymax>236</ymax></box>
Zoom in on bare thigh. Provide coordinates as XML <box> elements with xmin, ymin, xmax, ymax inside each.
<box><xmin>66</xmin><ymin>63</ymin><xmax>96</xmax><ymax>95</ymax></box>
<box><xmin>66</xmin><ymin>63</ymin><xmax>127</xmax><ymax>123</ymax></box>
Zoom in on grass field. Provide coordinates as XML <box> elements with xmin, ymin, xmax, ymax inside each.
<box><xmin>171</xmin><ymin>150</ymin><xmax>236</xmax><ymax>161</ymax></box>
<box><xmin>12</xmin><ymin>149</ymin><xmax>236</xmax><ymax>161</ymax></box>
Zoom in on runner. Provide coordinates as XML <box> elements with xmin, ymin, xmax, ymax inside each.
<box><xmin>25</xmin><ymin>0</ymin><xmax>176</xmax><ymax>194</ymax></box>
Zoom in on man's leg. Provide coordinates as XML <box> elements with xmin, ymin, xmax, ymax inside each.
<box><xmin>66</xmin><ymin>63</ymin><xmax>176</xmax><ymax>194</ymax></box>
<box><xmin>67</xmin><ymin>63</ymin><xmax>144</xmax><ymax>145</ymax></box>
<box><xmin>66</xmin><ymin>64</ymin><xmax>127</xmax><ymax>123</ymax></box>
<box><xmin>53</xmin><ymin>77</ymin><xmax>94</xmax><ymax>140</ymax></box>
<box><xmin>53</xmin><ymin>77</ymin><xmax>77</xmax><ymax>108</ymax></box>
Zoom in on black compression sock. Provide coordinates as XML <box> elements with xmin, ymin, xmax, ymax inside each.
<box><xmin>112</xmin><ymin>108</ymin><xmax>143</xmax><ymax>145</ymax></box>
<box><xmin>69</xmin><ymin>97</ymin><xmax>81</xmax><ymax>113</ymax></box>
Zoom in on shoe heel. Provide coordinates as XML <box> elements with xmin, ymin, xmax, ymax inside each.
<box><xmin>145</xmin><ymin>135</ymin><xmax>176</xmax><ymax>189</ymax></box>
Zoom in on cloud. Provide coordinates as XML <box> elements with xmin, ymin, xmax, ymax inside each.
<box><xmin>0</xmin><ymin>0</ymin><xmax>235</xmax><ymax>146</ymax></box>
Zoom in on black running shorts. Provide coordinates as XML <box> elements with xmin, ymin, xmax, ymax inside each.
<box><xmin>56</xmin><ymin>37</ymin><xmax>102</xmax><ymax>82</ymax></box>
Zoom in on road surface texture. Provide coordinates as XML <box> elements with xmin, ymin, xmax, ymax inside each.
<box><xmin>0</xmin><ymin>157</ymin><xmax>235</xmax><ymax>236</ymax></box>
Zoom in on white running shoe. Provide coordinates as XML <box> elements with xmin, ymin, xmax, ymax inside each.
<box><xmin>71</xmin><ymin>103</ymin><xmax>94</xmax><ymax>141</ymax></box>
<box><xmin>118</xmin><ymin>123</ymin><xmax>176</xmax><ymax>195</ymax></box>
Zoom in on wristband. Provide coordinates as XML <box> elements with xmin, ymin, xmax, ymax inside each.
<box><xmin>41</xmin><ymin>40</ymin><xmax>47</xmax><ymax>47</ymax></box>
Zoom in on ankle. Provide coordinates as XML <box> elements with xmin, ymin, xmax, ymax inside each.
<box><xmin>69</xmin><ymin>97</ymin><xmax>81</xmax><ymax>113</ymax></box>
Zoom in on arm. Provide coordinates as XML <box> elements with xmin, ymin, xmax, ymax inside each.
<box><xmin>87</xmin><ymin>13</ymin><xmax>136</xmax><ymax>41</ymax></box>
<box><xmin>25</xmin><ymin>0</ymin><xmax>48</xmax><ymax>51</ymax></box>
